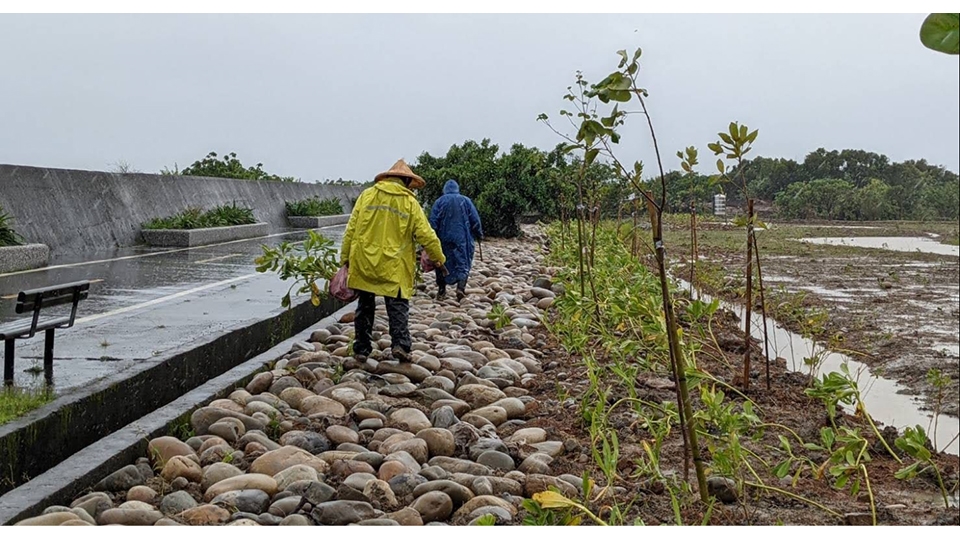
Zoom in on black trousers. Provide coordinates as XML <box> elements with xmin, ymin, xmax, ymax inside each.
<box><xmin>353</xmin><ymin>290</ymin><xmax>410</xmax><ymax>356</ymax></box>
<box><xmin>436</xmin><ymin>270</ymin><xmax>467</xmax><ymax>294</ymax></box>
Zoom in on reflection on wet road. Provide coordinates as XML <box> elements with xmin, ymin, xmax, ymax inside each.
<box><xmin>0</xmin><ymin>226</ymin><xmax>345</xmax><ymax>392</ymax></box>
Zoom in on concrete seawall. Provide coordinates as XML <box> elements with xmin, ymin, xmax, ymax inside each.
<box><xmin>0</xmin><ymin>164</ymin><xmax>364</xmax><ymax>256</ymax></box>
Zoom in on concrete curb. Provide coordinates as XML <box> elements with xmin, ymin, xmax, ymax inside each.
<box><xmin>141</xmin><ymin>222</ymin><xmax>269</xmax><ymax>247</ymax></box>
<box><xmin>0</xmin><ymin>243</ymin><xmax>49</xmax><ymax>274</ymax></box>
<box><xmin>287</xmin><ymin>214</ymin><xmax>351</xmax><ymax>229</ymax></box>
<box><xmin>0</xmin><ymin>301</ymin><xmax>357</xmax><ymax>525</ymax></box>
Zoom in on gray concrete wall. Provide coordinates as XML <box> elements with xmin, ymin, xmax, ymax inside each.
<box><xmin>0</xmin><ymin>164</ymin><xmax>364</xmax><ymax>256</ymax></box>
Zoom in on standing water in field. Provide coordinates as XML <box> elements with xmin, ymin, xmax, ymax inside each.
<box><xmin>678</xmin><ymin>277</ymin><xmax>960</xmax><ymax>456</ymax></box>
<box><xmin>800</xmin><ymin>236</ymin><xmax>960</xmax><ymax>257</ymax></box>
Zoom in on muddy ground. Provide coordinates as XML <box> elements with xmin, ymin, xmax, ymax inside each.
<box><xmin>515</xmin><ymin>223</ymin><xmax>959</xmax><ymax>525</ymax></box>
<box><xmin>662</xmin><ymin>218</ymin><xmax>960</xmax><ymax>420</ymax></box>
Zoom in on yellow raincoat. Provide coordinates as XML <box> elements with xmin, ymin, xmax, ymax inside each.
<box><xmin>340</xmin><ymin>178</ymin><xmax>446</xmax><ymax>299</ymax></box>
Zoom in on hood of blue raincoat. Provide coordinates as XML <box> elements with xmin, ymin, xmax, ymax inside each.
<box><xmin>443</xmin><ymin>180</ymin><xmax>460</xmax><ymax>195</ymax></box>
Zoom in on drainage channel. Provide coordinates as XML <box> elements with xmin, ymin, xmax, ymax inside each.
<box><xmin>676</xmin><ymin>277</ymin><xmax>960</xmax><ymax>457</ymax></box>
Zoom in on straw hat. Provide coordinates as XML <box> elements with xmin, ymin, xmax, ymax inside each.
<box><xmin>374</xmin><ymin>159</ymin><xmax>426</xmax><ymax>190</ymax></box>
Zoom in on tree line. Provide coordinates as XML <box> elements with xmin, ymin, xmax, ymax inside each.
<box><xmin>414</xmin><ymin>142</ymin><xmax>959</xmax><ymax>236</ymax></box>
<box><xmin>156</xmin><ymin>144</ymin><xmax>958</xmax><ymax>238</ymax></box>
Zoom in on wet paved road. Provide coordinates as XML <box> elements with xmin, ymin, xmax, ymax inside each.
<box><xmin>0</xmin><ymin>225</ymin><xmax>346</xmax><ymax>391</ymax></box>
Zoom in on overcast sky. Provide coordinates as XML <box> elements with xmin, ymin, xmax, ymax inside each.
<box><xmin>1</xmin><ymin>14</ymin><xmax>957</xmax><ymax>182</ymax></box>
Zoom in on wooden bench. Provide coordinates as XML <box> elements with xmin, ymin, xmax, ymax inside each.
<box><xmin>0</xmin><ymin>281</ymin><xmax>90</xmax><ymax>386</ymax></box>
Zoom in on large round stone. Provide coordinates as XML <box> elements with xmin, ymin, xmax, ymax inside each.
<box><xmin>411</xmin><ymin>491</ymin><xmax>453</xmax><ymax>523</ymax></box>
<box><xmin>161</xmin><ymin>455</ymin><xmax>202</xmax><ymax>483</ymax></box>
<box><xmin>148</xmin><ymin>436</ymin><xmax>197</xmax><ymax>467</ymax></box>
<box><xmin>201</xmin><ymin>462</ymin><xmax>243</xmax><ymax>492</ymax></box>
<box><xmin>299</xmin><ymin>395</ymin><xmax>346</xmax><ymax>417</ymax></box>
<box><xmin>279</xmin><ymin>430</ymin><xmax>331</xmax><ymax>455</ymax></box>
<box><xmin>211</xmin><ymin>489</ymin><xmax>271</xmax><ymax>515</ymax></box>
<box><xmin>454</xmin><ymin>385</ymin><xmax>506</xmax><ymax>409</ymax></box>
<box><xmin>97</xmin><ymin>508</ymin><xmax>164</xmax><ymax>526</ymax></box>
<box><xmin>249</xmin><ymin>446</ymin><xmax>329</xmax><ymax>476</ymax></box>
<box><xmin>160</xmin><ymin>491</ymin><xmax>198</xmax><ymax>515</ymax></box>
<box><xmin>204</xmin><ymin>474</ymin><xmax>278</xmax><ymax>502</ymax></box>
<box><xmin>176</xmin><ymin>504</ymin><xmax>231</xmax><ymax>525</ymax></box>
<box><xmin>273</xmin><ymin>464</ymin><xmax>320</xmax><ymax>491</ymax></box>
<box><xmin>415</xmin><ymin>428</ymin><xmax>456</xmax><ymax>457</ymax></box>
<box><xmin>388</xmin><ymin>408</ymin><xmax>431</xmax><ymax>433</ymax></box>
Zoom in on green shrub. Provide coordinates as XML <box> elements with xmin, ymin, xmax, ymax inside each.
<box><xmin>0</xmin><ymin>206</ymin><xmax>24</xmax><ymax>247</ymax></box>
<box><xmin>286</xmin><ymin>196</ymin><xmax>344</xmax><ymax>217</ymax></box>
<box><xmin>143</xmin><ymin>202</ymin><xmax>256</xmax><ymax>230</ymax></box>
<box><xmin>166</xmin><ymin>151</ymin><xmax>299</xmax><ymax>182</ymax></box>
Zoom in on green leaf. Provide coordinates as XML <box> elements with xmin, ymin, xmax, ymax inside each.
<box><xmin>718</xmin><ymin>132</ymin><xmax>734</xmax><ymax>145</ymax></box>
<box><xmin>609</xmin><ymin>89</ymin><xmax>632</xmax><ymax>102</ymax></box>
<box><xmin>778</xmin><ymin>435</ymin><xmax>792</xmax><ymax>453</ymax></box>
<box><xmin>773</xmin><ymin>460</ymin><xmax>792</xmax><ymax>478</ymax></box>
<box><xmin>746</xmin><ymin>129</ymin><xmax>759</xmax><ymax>144</ymax></box>
<box><xmin>739</xmin><ymin>124</ymin><xmax>748</xmax><ymax>141</ymax></box>
<box><xmin>834</xmin><ymin>474</ymin><xmax>850</xmax><ymax>490</ymax></box>
<box><xmin>472</xmin><ymin>514</ymin><xmax>497</xmax><ymax>526</ymax></box>
<box><xmin>845</xmin><ymin>450</ymin><xmax>855</xmax><ymax>465</ymax></box>
<box><xmin>707</xmin><ymin>142</ymin><xmax>723</xmax><ymax>154</ymax></box>
<box><xmin>617</xmin><ymin>49</ymin><xmax>629</xmax><ymax>68</ymax></box>
<box><xmin>728</xmin><ymin>122</ymin><xmax>738</xmax><ymax>140</ymax></box>
<box><xmin>633</xmin><ymin>47</ymin><xmax>642</xmax><ymax>61</ymax></box>
<box><xmin>716</xmin><ymin>159</ymin><xmax>725</xmax><ymax>173</ymax></box>
<box><xmin>895</xmin><ymin>462</ymin><xmax>920</xmax><ymax>480</ymax></box>
<box><xmin>585</xmin><ymin>148</ymin><xmax>600</xmax><ymax>166</ymax></box>
<box><xmin>920</xmin><ymin>13</ymin><xmax>960</xmax><ymax>55</ymax></box>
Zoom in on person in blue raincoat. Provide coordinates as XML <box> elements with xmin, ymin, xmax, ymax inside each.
<box><xmin>428</xmin><ymin>180</ymin><xmax>483</xmax><ymax>301</ymax></box>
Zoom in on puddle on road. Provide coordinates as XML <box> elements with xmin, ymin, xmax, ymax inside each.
<box><xmin>799</xmin><ymin>237</ymin><xmax>960</xmax><ymax>257</ymax></box>
<box><xmin>678</xmin><ymin>278</ymin><xmax>960</xmax><ymax>456</ymax></box>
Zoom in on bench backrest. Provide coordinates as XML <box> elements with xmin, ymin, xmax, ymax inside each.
<box><xmin>14</xmin><ymin>281</ymin><xmax>91</xmax><ymax>338</ymax></box>
<box><xmin>16</xmin><ymin>281</ymin><xmax>91</xmax><ymax>314</ymax></box>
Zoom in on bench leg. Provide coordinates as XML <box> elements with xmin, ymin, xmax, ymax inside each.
<box><xmin>44</xmin><ymin>329</ymin><xmax>55</xmax><ymax>386</ymax></box>
<box><xmin>4</xmin><ymin>339</ymin><xmax>13</xmax><ymax>386</ymax></box>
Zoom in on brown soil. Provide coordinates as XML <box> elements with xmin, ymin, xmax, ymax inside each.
<box><xmin>509</xmin><ymin>321</ymin><xmax>959</xmax><ymax>525</ymax></box>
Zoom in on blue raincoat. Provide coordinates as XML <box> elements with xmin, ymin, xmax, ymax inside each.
<box><xmin>428</xmin><ymin>180</ymin><xmax>483</xmax><ymax>284</ymax></box>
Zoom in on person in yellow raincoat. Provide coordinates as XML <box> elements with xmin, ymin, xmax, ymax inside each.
<box><xmin>340</xmin><ymin>159</ymin><xmax>447</xmax><ymax>362</ymax></box>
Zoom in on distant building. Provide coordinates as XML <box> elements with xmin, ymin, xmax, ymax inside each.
<box><xmin>713</xmin><ymin>194</ymin><xmax>726</xmax><ymax>216</ymax></box>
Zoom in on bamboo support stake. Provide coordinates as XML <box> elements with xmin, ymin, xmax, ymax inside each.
<box><xmin>690</xmin><ymin>201</ymin><xmax>698</xmax><ymax>298</ymax></box>
<box><xmin>753</xmin><ymin>233</ymin><xmax>772</xmax><ymax>390</ymax></box>
<box><xmin>742</xmin><ymin>198</ymin><xmax>755</xmax><ymax>391</ymax></box>
<box><xmin>646</xmin><ymin>193</ymin><xmax>708</xmax><ymax>502</ymax></box>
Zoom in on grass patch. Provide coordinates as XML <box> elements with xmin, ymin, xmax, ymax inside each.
<box><xmin>0</xmin><ymin>387</ymin><xmax>55</xmax><ymax>425</ymax></box>
<box><xmin>285</xmin><ymin>196</ymin><xmax>344</xmax><ymax>217</ymax></box>
<box><xmin>0</xmin><ymin>205</ymin><xmax>24</xmax><ymax>247</ymax></box>
<box><xmin>142</xmin><ymin>202</ymin><xmax>256</xmax><ymax>230</ymax></box>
